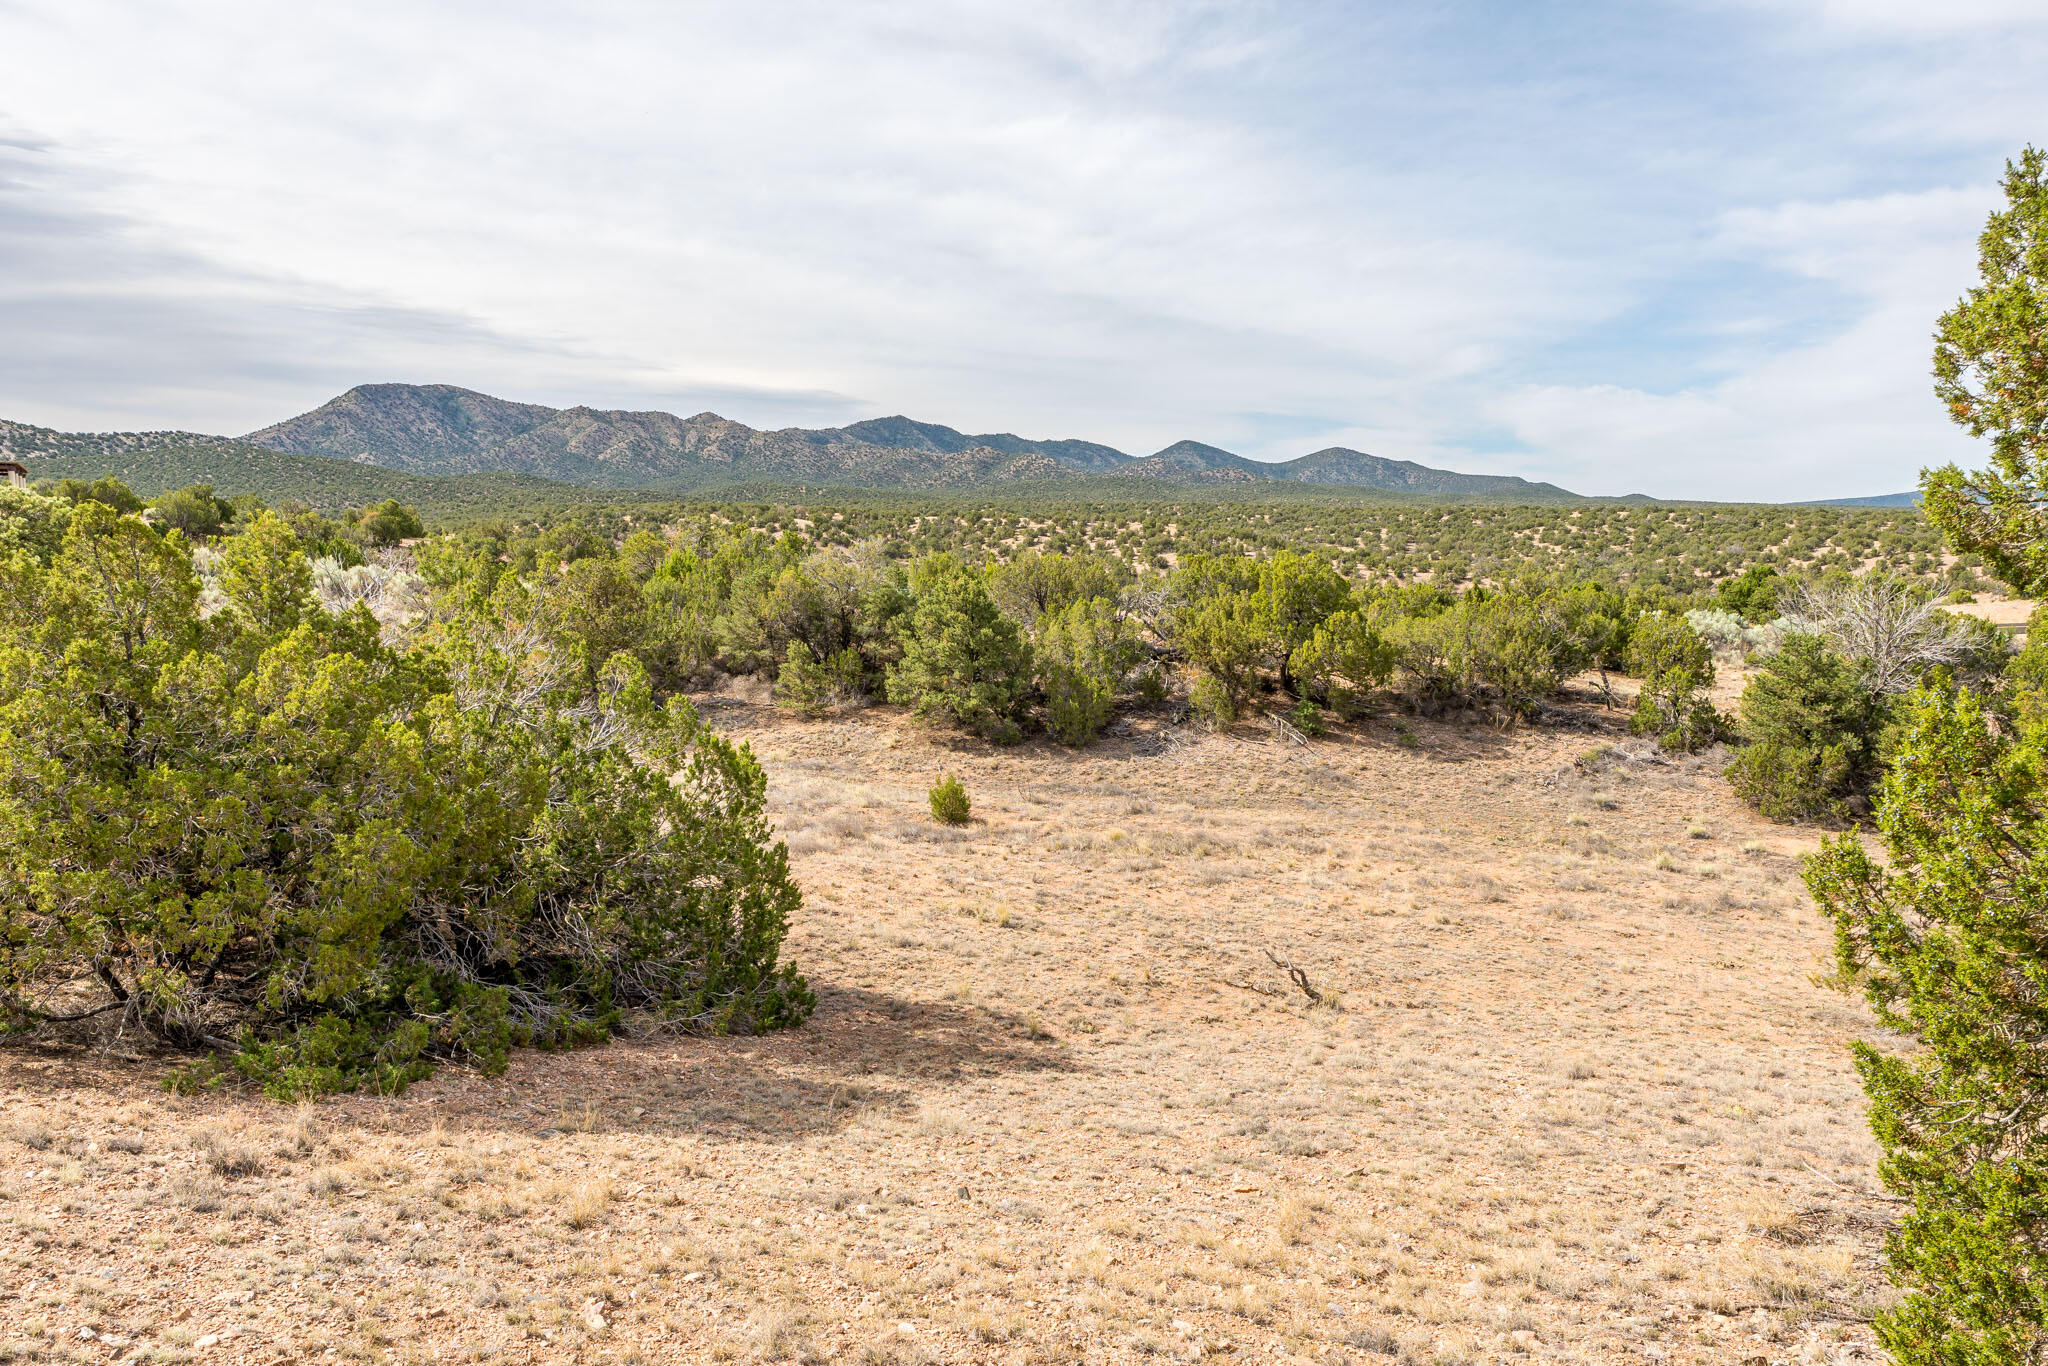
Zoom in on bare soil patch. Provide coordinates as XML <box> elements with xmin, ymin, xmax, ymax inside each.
<box><xmin>1</xmin><ymin>688</ymin><xmax>1894</xmax><ymax>1364</ymax></box>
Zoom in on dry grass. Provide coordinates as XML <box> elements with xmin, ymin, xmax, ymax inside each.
<box><xmin>0</xmin><ymin>683</ymin><xmax>1897</xmax><ymax>1364</ymax></box>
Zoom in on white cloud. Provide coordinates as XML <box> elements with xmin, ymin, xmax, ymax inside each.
<box><xmin>1</xmin><ymin>1</ymin><xmax>2045</xmax><ymax>494</ymax></box>
<box><xmin>1491</xmin><ymin>186</ymin><xmax>1990</xmax><ymax>498</ymax></box>
<box><xmin>1715</xmin><ymin>0</ymin><xmax>2048</xmax><ymax>37</ymax></box>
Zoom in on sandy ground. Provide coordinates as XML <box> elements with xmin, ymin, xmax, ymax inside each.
<box><xmin>1946</xmin><ymin>597</ymin><xmax>2035</xmax><ymax>630</ymax></box>
<box><xmin>0</xmin><ymin>686</ymin><xmax>1897</xmax><ymax>1365</ymax></box>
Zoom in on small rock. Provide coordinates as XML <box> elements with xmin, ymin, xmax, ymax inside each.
<box><xmin>195</xmin><ymin>1334</ymin><xmax>221</xmax><ymax>1349</ymax></box>
<box><xmin>75</xmin><ymin>1327</ymin><xmax>96</xmax><ymax>1341</ymax></box>
<box><xmin>1170</xmin><ymin>1319</ymin><xmax>1195</xmax><ymax>1334</ymax></box>
<box><xmin>896</xmin><ymin>1322</ymin><xmax>917</xmax><ymax>1335</ymax></box>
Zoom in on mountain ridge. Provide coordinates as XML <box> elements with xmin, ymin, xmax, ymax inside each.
<box><xmin>234</xmin><ymin>383</ymin><xmax>1584</xmax><ymax>498</ymax></box>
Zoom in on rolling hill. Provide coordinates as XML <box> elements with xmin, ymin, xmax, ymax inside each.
<box><xmin>0</xmin><ymin>419</ymin><xmax>665</xmax><ymax>520</ymax></box>
<box><xmin>1802</xmin><ymin>491</ymin><xmax>1922</xmax><ymax>508</ymax></box>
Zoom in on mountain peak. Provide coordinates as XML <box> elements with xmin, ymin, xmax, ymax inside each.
<box><xmin>246</xmin><ymin>383</ymin><xmax>557</xmax><ymax>470</ymax></box>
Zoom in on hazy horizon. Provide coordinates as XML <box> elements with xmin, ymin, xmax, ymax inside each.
<box><xmin>6</xmin><ymin>2</ymin><xmax>2047</xmax><ymax>498</ymax></box>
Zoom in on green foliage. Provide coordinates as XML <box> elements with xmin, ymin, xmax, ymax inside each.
<box><xmin>617</xmin><ymin>529</ymin><xmax>669</xmax><ymax>582</ymax></box>
<box><xmin>0</xmin><ymin>506</ymin><xmax>811</xmax><ymax>1093</ymax></box>
<box><xmin>985</xmin><ymin>552</ymin><xmax>1124</xmax><ymax>626</ymax></box>
<box><xmin>26</xmin><ymin>435</ymin><xmax>1956</xmax><ymax>594</ymax></box>
<box><xmin>776</xmin><ymin>639</ymin><xmax>864</xmax><ymax>717</ymax></box>
<box><xmin>1288</xmin><ymin>697</ymin><xmax>1326</xmax><ymax>736</ymax></box>
<box><xmin>1036</xmin><ymin>597</ymin><xmax>1142</xmax><ymax>746</ymax></box>
<box><xmin>2010</xmin><ymin>604</ymin><xmax>2048</xmax><ymax>737</ymax></box>
<box><xmin>1726</xmin><ymin>636</ymin><xmax>1893</xmax><ymax>824</ymax></box>
<box><xmin>275</xmin><ymin>500</ymin><xmax>365</xmax><ymax>567</ymax></box>
<box><xmin>886</xmin><ymin>562</ymin><xmax>1034</xmax><ymax>742</ymax></box>
<box><xmin>1251</xmin><ymin>550</ymin><xmax>1354</xmax><ymax>695</ymax></box>
<box><xmin>47</xmin><ymin>476</ymin><xmax>144</xmax><ymax>515</ymax></box>
<box><xmin>1175</xmin><ymin>589</ymin><xmax>1267</xmax><ymax>717</ymax></box>
<box><xmin>150</xmin><ymin>483</ymin><xmax>235</xmax><ymax>538</ymax></box>
<box><xmin>1714</xmin><ymin>564</ymin><xmax>1782</xmax><ymax>623</ymax></box>
<box><xmin>1384</xmin><ymin>586</ymin><xmax>1591</xmax><ymax>720</ymax></box>
<box><xmin>1189</xmin><ymin>673</ymin><xmax>1237</xmax><ymax>727</ymax></box>
<box><xmin>555</xmin><ymin>555</ymin><xmax>654</xmax><ymax>685</ymax></box>
<box><xmin>1170</xmin><ymin>550</ymin><xmax>1355</xmax><ymax>707</ymax></box>
<box><xmin>1626</xmin><ymin>612</ymin><xmax>1720</xmax><ymax>751</ymax></box>
<box><xmin>1926</xmin><ymin>146</ymin><xmax>2048</xmax><ymax>597</ymax></box>
<box><xmin>0</xmin><ymin>486</ymin><xmax>73</xmax><ymax>566</ymax></box>
<box><xmin>1805</xmin><ymin>683</ymin><xmax>2048</xmax><ymax>1363</ymax></box>
<box><xmin>928</xmin><ymin>773</ymin><xmax>971</xmax><ymax>825</ymax></box>
<box><xmin>1798</xmin><ymin>155</ymin><xmax>2048</xmax><ymax>1364</ymax></box>
<box><xmin>219</xmin><ymin>511</ymin><xmax>314</xmax><ymax>638</ymax></box>
<box><xmin>353</xmin><ymin>498</ymin><xmax>425</xmax><ymax>548</ymax></box>
<box><xmin>1287</xmin><ymin>609</ymin><xmax>1395</xmax><ymax>718</ymax></box>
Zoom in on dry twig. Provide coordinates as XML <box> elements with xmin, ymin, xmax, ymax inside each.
<box><xmin>1263</xmin><ymin>949</ymin><xmax>1325</xmax><ymax>1005</ymax></box>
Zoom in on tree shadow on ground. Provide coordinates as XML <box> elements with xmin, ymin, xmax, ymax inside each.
<box><xmin>0</xmin><ymin>982</ymin><xmax>1075</xmax><ymax>1148</ymax></box>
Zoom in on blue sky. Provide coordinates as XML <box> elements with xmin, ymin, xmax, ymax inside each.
<box><xmin>3</xmin><ymin>1</ymin><xmax>2045</xmax><ymax>498</ymax></box>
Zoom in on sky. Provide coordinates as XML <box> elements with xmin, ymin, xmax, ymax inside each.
<box><xmin>3</xmin><ymin>1</ymin><xmax>2045</xmax><ymax>499</ymax></box>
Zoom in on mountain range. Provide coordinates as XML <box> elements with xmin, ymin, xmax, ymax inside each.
<box><xmin>227</xmin><ymin>383</ymin><xmax>1585</xmax><ymax>499</ymax></box>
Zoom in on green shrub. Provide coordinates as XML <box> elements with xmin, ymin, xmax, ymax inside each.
<box><xmin>0</xmin><ymin>486</ymin><xmax>73</xmax><ymax>566</ymax></box>
<box><xmin>1036</xmin><ymin>597</ymin><xmax>1143</xmax><ymax>746</ymax></box>
<box><xmin>149</xmin><ymin>483</ymin><xmax>234</xmax><ymax>538</ymax></box>
<box><xmin>1170</xmin><ymin>550</ymin><xmax>1353</xmax><ymax>706</ymax></box>
<box><xmin>985</xmin><ymin>552</ymin><xmax>1125</xmax><ymax>626</ymax></box>
<box><xmin>2010</xmin><ymin>604</ymin><xmax>2048</xmax><ymax>736</ymax></box>
<box><xmin>1626</xmin><ymin>612</ymin><xmax>1720</xmax><ymax>751</ymax></box>
<box><xmin>1174</xmin><ymin>590</ymin><xmax>1265</xmax><ymax>718</ymax></box>
<box><xmin>1384</xmin><ymin>590</ymin><xmax>1583</xmax><ymax>720</ymax></box>
<box><xmin>353</xmin><ymin>498</ymin><xmax>424</xmax><ymax>548</ymax></box>
<box><xmin>1251</xmin><ymin>550</ymin><xmax>1353</xmax><ymax>696</ymax></box>
<box><xmin>1714</xmin><ymin>564</ymin><xmax>1782</xmax><ymax>623</ymax></box>
<box><xmin>46</xmin><ymin>476</ymin><xmax>144</xmax><ymax>516</ymax></box>
<box><xmin>776</xmin><ymin>639</ymin><xmax>864</xmax><ymax>717</ymax></box>
<box><xmin>1806</xmin><ymin>683</ymin><xmax>2048</xmax><ymax>1362</ymax></box>
<box><xmin>0</xmin><ymin>505</ymin><xmax>812</xmax><ymax>1095</ymax></box>
<box><xmin>1189</xmin><ymin>673</ymin><xmax>1237</xmax><ymax>727</ymax></box>
<box><xmin>928</xmin><ymin>773</ymin><xmax>971</xmax><ymax>825</ymax></box>
<box><xmin>1726</xmin><ymin>634</ymin><xmax>1888</xmax><ymax>821</ymax></box>
<box><xmin>1287</xmin><ymin>609</ymin><xmax>1395</xmax><ymax>718</ymax></box>
<box><xmin>886</xmin><ymin>562</ymin><xmax>1033</xmax><ymax>743</ymax></box>
<box><xmin>1805</xmin><ymin>147</ymin><xmax>2048</xmax><ymax>1364</ymax></box>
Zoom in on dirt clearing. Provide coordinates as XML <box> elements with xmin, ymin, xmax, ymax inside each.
<box><xmin>0</xmin><ymin>689</ymin><xmax>1894</xmax><ymax>1364</ymax></box>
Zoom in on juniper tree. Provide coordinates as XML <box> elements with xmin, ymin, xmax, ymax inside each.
<box><xmin>0</xmin><ymin>504</ymin><xmax>811</xmax><ymax>1096</ymax></box>
<box><xmin>1806</xmin><ymin>146</ymin><xmax>2048</xmax><ymax>1364</ymax></box>
<box><xmin>885</xmin><ymin>563</ymin><xmax>1034</xmax><ymax>742</ymax></box>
